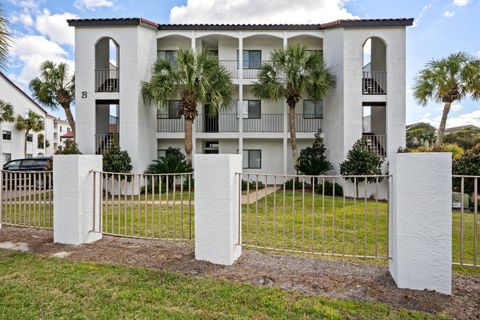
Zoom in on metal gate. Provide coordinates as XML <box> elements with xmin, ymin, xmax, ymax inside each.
<box><xmin>236</xmin><ymin>173</ymin><xmax>390</xmax><ymax>260</ymax></box>
<box><xmin>92</xmin><ymin>171</ymin><xmax>194</xmax><ymax>241</ymax></box>
<box><xmin>0</xmin><ymin>171</ymin><xmax>54</xmax><ymax>229</ymax></box>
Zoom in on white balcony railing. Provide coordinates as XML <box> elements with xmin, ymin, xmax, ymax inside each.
<box><xmin>361</xmin><ymin>134</ymin><xmax>386</xmax><ymax>158</ymax></box>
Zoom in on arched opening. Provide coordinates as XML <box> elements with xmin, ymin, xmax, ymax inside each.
<box><xmin>95</xmin><ymin>37</ymin><xmax>119</xmax><ymax>92</ymax></box>
<box><xmin>362</xmin><ymin>37</ymin><xmax>386</xmax><ymax>95</ymax></box>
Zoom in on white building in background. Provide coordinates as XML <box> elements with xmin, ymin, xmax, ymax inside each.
<box><xmin>0</xmin><ymin>72</ymin><xmax>71</xmax><ymax>165</ymax></box>
<box><xmin>68</xmin><ymin>17</ymin><xmax>413</xmax><ymax>174</ymax></box>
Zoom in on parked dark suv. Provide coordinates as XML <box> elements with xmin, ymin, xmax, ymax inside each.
<box><xmin>3</xmin><ymin>157</ymin><xmax>51</xmax><ymax>172</ymax></box>
<box><xmin>2</xmin><ymin>157</ymin><xmax>52</xmax><ymax>190</ymax></box>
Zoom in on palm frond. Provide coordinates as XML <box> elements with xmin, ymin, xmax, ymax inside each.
<box><xmin>0</xmin><ymin>4</ymin><xmax>10</xmax><ymax>71</ymax></box>
<box><xmin>0</xmin><ymin>99</ymin><xmax>14</xmax><ymax>122</ymax></box>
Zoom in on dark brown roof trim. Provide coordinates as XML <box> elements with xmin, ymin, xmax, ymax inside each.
<box><xmin>67</xmin><ymin>18</ymin><xmax>414</xmax><ymax>30</ymax></box>
<box><xmin>0</xmin><ymin>72</ymin><xmax>47</xmax><ymax>115</ymax></box>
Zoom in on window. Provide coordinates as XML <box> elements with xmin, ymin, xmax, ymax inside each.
<box><xmin>242</xmin><ymin>149</ymin><xmax>261</xmax><ymax>169</ymax></box>
<box><xmin>237</xmin><ymin>50</ymin><xmax>262</xmax><ymax>69</ymax></box>
<box><xmin>303</xmin><ymin>100</ymin><xmax>323</xmax><ymax>119</ymax></box>
<box><xmin>26</xmin><ymin>154</ymin><xmax>33</xmax><ymax>158</ymax></box>
<box><xmin>26</xmin><ymin>134</ymin><xmax>33</xmax><ymax>142</ymax></box>
<box><xmin>157</xmin><ymin>50</ymin><xmax>177</xmax><ymax>64</ymax></box>
<box><xmin>67</xmin><ymin>127</ymin><xmax>71</xmax><ymax>132</ymax></box>
<box><xmin>237</xmin><ymin>100</ymin><xmax>261</xmax><ymax>119</ymax></box>
<box><xmin>167</xmin><ymin>100</ymin><xmax>181</xmax><ymax>119</ymax></box>
<box><xmin>4</xmin><ymin>159</ymin><xmax>20</xmax><ymax>170</ymax></box>
<box><xmin>3</xmin><ymin>153</ymin><xmax>11</xmax><ymax>163</ymax></box>
<box><xmin>60</xmin><ymin>126</ymin><xmax>62</xmax><ymax>132</ymax></box>
<box><xmin>157</xmin><ymin>148</ymin><xmax>167</xmax><ymax>159</ymax></box>
<box><xmin>2</xmin><ymin>130</ymin><xmax>11</xmax><ymax>140</ymax></box>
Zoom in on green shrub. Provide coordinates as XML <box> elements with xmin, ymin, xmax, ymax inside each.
<box><xmin>103</xmin><ymin>143</ymin><xmax>133</xmax><ymax>177</ymax></box>
<box><xmin>242</xmin><ymin>179</ymin><xmax>265</xmax><ymax>191</ymax></box>
<box><xmin>295</xmin><ymin>130</ymin><xmax>332</xmax><ymax>175</ymax></box>
<box><xmin>55</xmin><ymin>139</ymin><xmax>81</xmax><ymax>155</ymax></box>
<box><xmin>315</xmin><ymin>180</ymin><xmax>343</xmax><ymax>196</ymax></box>
<box><xmin>145</xmin><ymin>147</ymin><xmax>192</xmax><ymax>174</ymax></box>
<box><xmin>407</xmin><ymin>144</ymin><xmax>464</xmax><ymax>160</ymax></box>
<box><xmin>283</xmin><ymin>178</ymin><xmax>304</xmax><ymax>190</ymax></box>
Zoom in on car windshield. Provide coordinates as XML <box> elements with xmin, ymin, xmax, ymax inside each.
<box><xmin>4</xmin><ymin>160</ymin><xmax>21</xmax><ymax>170</ymax></box>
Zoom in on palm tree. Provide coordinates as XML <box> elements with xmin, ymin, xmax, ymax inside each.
<box><xmin>30</xmin><ymin>61</ymin><xmax>75</xmax><ymax>139</ymax></box>
<box><xmin>16</xmin><ymin>110</ymin><xmax>44</xmax><ymax>157</ymax></box>
<box><xmin>413</xmin><ymin>52</ymin><xmax>480</xmax><ymax>146</ymax></box>
<box><xmin>0</xmin><ymin>100</ymin><xmax>15</xmax><ymax>122</ymax></box>
<box><xmin>0</xmin><ymin>3</ymin><xmax>10</xmax><ymax>70</ymax></box>
<box><xmin>253</xmin><ymin>44</ymin><xmax>335</xmax><ymax>166</ymax></box>
<box><xmin>142</xmin><ymin>49</ymin><xmax>233</xmax><ymax>165</ymax></box>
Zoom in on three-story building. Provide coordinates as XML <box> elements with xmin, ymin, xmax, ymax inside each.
<box><xmin>68</xmin><ymin>17</ymin><xmax>413</xmax><ymax>173</ymax></box>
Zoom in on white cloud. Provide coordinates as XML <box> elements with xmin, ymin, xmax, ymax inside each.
<box><xmin>451</xmin><ymin>104</ymin><xmax>462</xmax><ymax>112</ymax></box>
<box><xmin>9</xmin><ymin>35</ymin><xmax>73</xmax><ymax>85</ymax></box>
<box><xmin>11</xmin><ymin>13</ymin><xmax>34</xmax><ymax>26</ymax></box>
<box><xmin>74</xmin><ymin>0</ymin><xmax>114</xmax><ymax>11</ymax></box>
<box><xmin>413</xmin><ymin>1</ymin><xmax>436</xmax><ymax>28</ymax></box>
<box><xmin>35</xmin><ymin>9</ymin><xmax>78</xmax><ymax>46</ymax></box>
<box><xmin>170</xmin><ymin>0</ymin><xmax>357</xmax><ymax>24</ymax></box>
<box><xmin>453</xmin><ymin>0</ymin><xmax>469</xmax><ymax>6</ymax></box>
<box><xmin>443</xmin><ymin>10</ymin><xmax>455</xmax><ymax>17</ymax></box>
<box><xmin>445</xmin><ymin>107</ymin><xmax>480</xmax><ymax>128</ymax></box>
<box><xmin>10</xmin><ymin>0</ymin><xmax>39</xmax><ymax>10</ymax></box>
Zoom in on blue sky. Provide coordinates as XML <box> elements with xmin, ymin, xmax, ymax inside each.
<box><xmin>2</xmin><ymin>0</ymin><xmax>480</xmax><ymax>127</ymax></box>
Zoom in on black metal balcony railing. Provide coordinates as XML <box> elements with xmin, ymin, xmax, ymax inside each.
<box><xmin>196</xmin><ymin>114</ymin><xmax>239</xmax><ymax>133</ymax></box>
<box><xmin>294</xmin><ymin>114</ymin><xmax>322</xmax><ymax>132</ymax></box>
<box><xmin>95</xmin><ymin>68</ymin><xmax>119</xmax><ymax>92</ymax></box>
<box><xmin>361</xmin><ymin>134</ymin><xmax>387</xmax><ymax>158</ymax></box>
<box><xmin>362</xmin><ymin>71</ymin><xmax>386</xmax><ymax>95</ymax></box>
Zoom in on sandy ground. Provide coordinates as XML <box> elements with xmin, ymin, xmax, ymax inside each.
<box><xmin>0</xmin><ymin>226</ymin><xmax>478</xmax><ymax>320</ymax></box>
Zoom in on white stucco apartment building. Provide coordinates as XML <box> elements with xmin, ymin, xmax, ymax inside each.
<box><xmin>68</xmin><ymin>17</ymin><xmax>413</xmax><ymax>174</ymax></box>
<box><xmin>0</xmin><ymin>72</ymin><xmax>71</xmax><ymax>165</ymax></box>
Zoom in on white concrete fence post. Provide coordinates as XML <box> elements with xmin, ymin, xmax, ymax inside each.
<box><xmin>389</xmin><ymin>152</ymin><xmax>452</xmax><ymax>295</ymax></box>
<box><xmin>53</xmin><ymin>155</ymin><xmax>103</xmax><ymax>245</ymax></box>
<box><xmin>194</xmin><ymin>154</ymin><xmax>242</xmax><ymax>265</ymax></box>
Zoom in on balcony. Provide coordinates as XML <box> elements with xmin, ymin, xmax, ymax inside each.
<box><xmin>95</xmin><ymin>68</ymin><xmax>119</xmax><ymax>92</ymax></box>
<box><xmin>362</xmin><ymin>71</ymin><xmax>386</xmax><ymax>95</ymax></box>
<box><xmin>219</xmin><ymin>60</ymin><xmax>274</xmax><ymax>79</ymax></box>
<box><xmin>361</xmin><ymin>134</ymin><xmax>386</xmax><ymax>158</ymax></box>
<box><xmin>157</xmin><ymin>113</ymin><xmax>321</xmax><ymax>133</ymax></box>
<box><xmin>294</xmin><ymin>114</ymin><xmax>322</xmax><ymax>132</ymax></box>
<box><xmin>95</xmin><ymin>133</ymin><xmax>119</xmax><ymax>155</ymax></box>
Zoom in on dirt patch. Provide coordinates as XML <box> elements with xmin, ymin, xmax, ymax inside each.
<box><xmin>1</xmin><ymin>226</ymin><xmax>479</xmax><ymax>319</ymax></box>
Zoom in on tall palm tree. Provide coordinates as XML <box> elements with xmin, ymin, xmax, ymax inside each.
<box><xmin>142</xmin><ymin>49</ymin><xmax>233</xmax><ymax>165</ymax></box>
<box><xmin>253</xmin><ymin>44</ymin><xmax>335</xmax><ymax>166</ymax></box>
<box><xmin>414</xmin><ymin>52</ymin><xmax>480</xmax><ymax>146</ymax></box>
<box><xmin>0</xmin><ymin>3</ymin><xmax>10</xmax><ymax>70</ymax></box>
<box><xmin>16</xmin><ymin>110</ymin><xmax>44</xmax><ymax>157</ymax></box>
<box><xmin>30</xmin><ymin>61</ymin><xmax>75</xmax><ymax>139</ymax></box>
<box><xmin>0</xmin><ymin>100</ymin><xmax>15</xmax><ymax>123</ymax></box>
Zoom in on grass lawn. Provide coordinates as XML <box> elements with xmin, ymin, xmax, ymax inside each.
<box><xmin>2</xmin><ymin>191</ymin><xmax>478</xmax><ymax>272</ymax></box>
<box><xmin>0</xmin><ymin>251</ymin><xmax>445</xmax><ymax>319</ymax></box>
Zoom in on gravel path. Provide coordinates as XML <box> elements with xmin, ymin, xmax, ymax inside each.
<box><xmin>1</xmin><ymin>226</ymin><xmax>478</xmax><ymax>319</ymax></box>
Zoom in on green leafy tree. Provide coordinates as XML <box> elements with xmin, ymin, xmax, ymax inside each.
<box><xmin>413</xmin><ymin>52</ymin><xmax>480</xmax><ymax>146</ymax></box>
<box><xmin>340</xmin><ymin>140</ymin><xmax>384</xmax><ymax>196</ymax></box>
<box><xmin>253</xmin><ymin>44</ymin><xmax>335</xmax><ymax>166</ymax></box>
<box><xmin>142</xmin><ymin>49</ymin><xmax>233</xmax><ymax>165</ymax></box>
<box><xmin>55</xmin><ymin>139</ymin><xmax>81</xmax><ymax>155</ymax></box>
<box><xmin>295</xmin><ymin>130</ymin><xmax>332</xmax><ymax>178</ymax></box>
<box><xmin>454</xmin><ymin>143</ymin><xmax>480</xmax><ymax>195</ymax></box>
<box><xmin>103</xmin><ymin>141</ymin><xmax>132</xmax><ymax>180</ymax></box>
<box><xmin>0</xmin><ymin>100</ymin><xmax>15</xmax><ymax>123</ymax></box>
<box><xmin>0</xmin><ymin>3</ymin><xmax>10</xmax><ymax>70</ymax></box>
<box><xmin>406</xmin><ymin>123</ymin><xmax>436</xmax><ymax>148</ymax></box>
<box><xmin>16</xmin><ymin>110</ymin><xmax>44</xmax><ymax>157</ymax></box>
<box><xmin>444</xmin><ymin>127</ymin><xmax>480</xmax><ymax>150</ymax></box>
<box><xmin>30</xmin><ymin>61</ymin><xmax>76</xmax><ymax>139</ymax></box>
